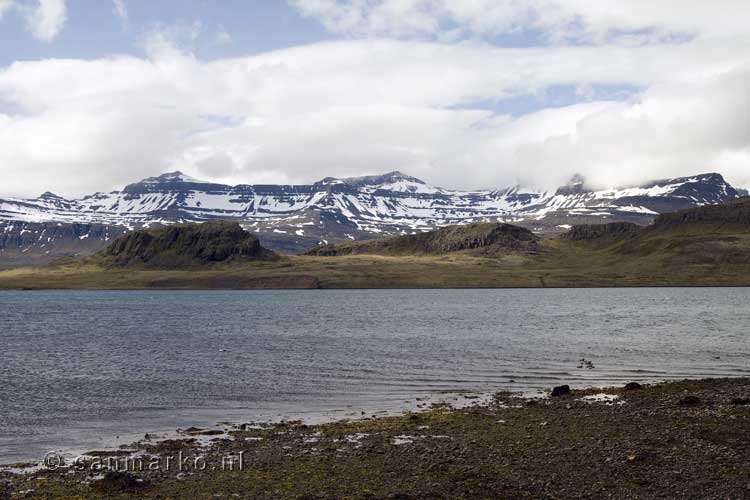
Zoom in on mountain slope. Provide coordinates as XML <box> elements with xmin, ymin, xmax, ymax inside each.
<box><xmin>0</xmin><ymin>222</ymin><xmax>128</xmax><ymax>270</ymax></box>
<box><xmin>0</xmin><ymin>170</ymin><xmax>741</xmax><ymax>264</ymax></box>
<box><xmin>558</xmin><ymin>198</ymin><xmax>750</xmax><ymax>270</ymax></box>
<box><xmin>2</xmin><ymin>198</ymin><xmax>750</xmax><ymax>289</ymax></box>
<box><xmin>652</xmin><ymin>196</ymin><xmax>750</xmax><ymax>227</ymax></box>
<box><xmin>306</xmin><ymin>223</ymin><xmax>539</xmax><ymax>256</ymax></box>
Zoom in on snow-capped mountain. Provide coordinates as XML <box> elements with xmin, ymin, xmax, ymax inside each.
<box><xmin>0</xmin><ymin>171</ymin><xmax>742</xmax><ymax>263</ymax></box>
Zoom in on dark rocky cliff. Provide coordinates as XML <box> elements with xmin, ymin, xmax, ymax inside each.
<box><xmin>306</xmin><ymin>223</ymin><xmax>538</xmax><ymax>256</ymax></box>
<box><xmin>100</xmin><ymin>221</ymin><xmax>276</xmax><ymax>267</ymax></box>
<box><xmin>561</xmin><ymin>222</ymin><xmax>641</xmax><ymax>242</ymax></box>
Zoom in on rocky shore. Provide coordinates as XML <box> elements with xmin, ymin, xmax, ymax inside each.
<box><xmin>2</xmin><ymin>378</ymin><xmax>750</xmax><ymax>499</ymax></box>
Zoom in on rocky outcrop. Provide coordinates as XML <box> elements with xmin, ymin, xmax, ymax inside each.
<box><xmin>99</xmin><ymin>221</ymin><xmax>276</xmax><ymax>267</ymax></box>
<box><xmin>561</xmin><ymin>222</ymin><xmax>640</xmax><ymax>242</ymax></box>
<box><xmin>306</xmin><ymin>223</ymin><xmax>539</xmax><ymax>256</ymax></box>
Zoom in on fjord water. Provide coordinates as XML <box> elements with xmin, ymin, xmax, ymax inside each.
<box><xmin>1</xmin><ymin>288</ymin><xmax>749</xmax><ymax>463</ymax></box>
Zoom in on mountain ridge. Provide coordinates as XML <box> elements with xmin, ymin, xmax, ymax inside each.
<box><xmin>0</xmin><ymin>170</ymin><xmax>742</xmax><ymax>266</ymax></box>
<box><xmin>3</xmin><ymin>197</ymin><xmax>750</xmax><ymax>289</ymax></box>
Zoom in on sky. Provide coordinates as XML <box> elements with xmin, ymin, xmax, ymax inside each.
<box><xmin>0</xmin><ymin>0</ymin><xmax>749</xmax><ymax>197</ymax></box>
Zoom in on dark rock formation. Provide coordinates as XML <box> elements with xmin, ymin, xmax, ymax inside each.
<box><xmin>561</xmin><ymin>222</ymin><xmax>640</xmax><ymax>242</ymax></box>
<box><xmin>306</xmin><ymin>222</ymin><xmax>538</xmax><ymax>256</ymax></box>
<box><xmin>551</xmin><ymin>385</ymin><xmax>571</xmax><ymax>397</ymax></box>
<box><xmin>555</xmin><ymin>174</ymin><xmax>589</xmax><ymax>196</ymax></box>
<box><xmin>92</xmin><ymin>472</ymin><xmax>146</xmax><ymax>494</ymax></box>
<box><xmin>100</xmin><ymin>221</ymin><xmax>276</xmax><ymax>267</ymax></box>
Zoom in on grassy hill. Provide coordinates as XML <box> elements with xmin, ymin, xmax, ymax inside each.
<box><xmin>305</xmin><ymin>222</ymin><xmax>539</xmax><ymax>256</ymax></box>
<box><xmin>561</xmin><ymin>198</ymin><xmax>750</xmax><ymax>268</ymax></box>
<box><xmin>1</xmin><ymin>199</ymin><xmax>749</xmax><ymax>289</ymax></box>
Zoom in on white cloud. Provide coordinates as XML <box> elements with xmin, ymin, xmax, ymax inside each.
<box><xmin>290</xmin><ymin>0</ymin><xmax>750</xmax><ymax>43</ymax></box>
<box><xmin>139</xmin><ymin>20</ymin><xmax>203</xmax><ymax>59</ymax></box>
<box><xmin>504</xmin><ymin>68</ymin><xmax>750</xmax><ymax>189</ymax></box>
<box><xmin>18</xmin><ymin>0</ymin><xmax>67</xmax><ymax>41</ymax></box>
<box><xmin>0</xmin><ymin>0</ymin><xmax>67</xmax><ymax>41</ymax></box>
<box><xmin>0</xmin><ymin>0</ymin><xmax>15</xmax><ymax>17</ymax></box>
<box><xmin>1</xmin><ymin>32</ymin><xmax>750</xmax><ymax>197</ymax></box>
<box><xmin>1</xmin><ymin>1</ymin><xmax>749</xmax><ymax>196</ymax></box>
<box><xmin>214</xmin><ymin>25</ymin><xmax>232</xmax><ymax>45</ymax></box>
<box><xmin>112</xmin><ymin>0</ymin><xmax>127</xmax><ymax>27</ymax></box>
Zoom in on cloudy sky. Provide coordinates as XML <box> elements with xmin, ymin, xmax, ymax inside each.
<box><xmin>1</xmin><ymin>0</ymin><xmax>749</xmax><ymax>197</ymax></box>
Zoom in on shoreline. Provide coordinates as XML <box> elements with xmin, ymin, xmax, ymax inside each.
<box><xmin>0</xmin><ymin>390</ymin><xmax>502</xmax><ymax>467</ymax></box>
<box><xmin>4</xmin><ymin>282</ymin><xmax>750</xmax><ymax>291</ymax></box>
<box><xmin>3</xmin><ymin>377</ymin><xmax>750</xmax><ymax>499</ymax></box>
<box><xmin>4</xmin><ymin>284</ymin><xmax>750</xmax><ymax>291</ymax></box>
<box><xmin>3</xmin><ymin>372</ymin><xmax>736</xmax><ymax>467</ymax></box>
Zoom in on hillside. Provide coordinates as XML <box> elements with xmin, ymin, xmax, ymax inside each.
<box><xmin>553</xmin><ymin>197</ymin><xmax>750</xmax><ymax>272</ymax></box>
<box><xmin>560</xmin><ymin>222</ymin><xmax>640</xmax><ymax>242</ymax></box>
<box><xmin>0</xmin><ymin>170</ymin><xmax>741</xmax><ymax>264</ymax></box>
<box><xmin>96</xmin><ymin>221</ymin><xmax>277</xmax><ymax>268</ymax></box>
<box><xmin>611</xmin><ymin>198</ymin><xmax>750</xmax><ymax>265</ymax></box>
<box><xmin>1</xmin><ymin>198</ymin><xmax>750</xmax><ymax>289</ymax></box>
<box><xmin>306</xmin><ymin>223</ymin><xmax>539</xmax><ymax>256</ymax></box>
<box><xmin>653</xmin><ymin>196</ymin><xmax>750</xmax><ymax>226</ymax></box>
<box><xmin>0</xmin><ymin>222</ymin><xmax>128</xmax><ymax>270</ymax></box>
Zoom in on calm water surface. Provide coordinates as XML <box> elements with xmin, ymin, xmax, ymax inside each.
<box><xmin>1</xmin><ymin>288</ymin><xmax>749</xmax><ymax>462</ymax></box>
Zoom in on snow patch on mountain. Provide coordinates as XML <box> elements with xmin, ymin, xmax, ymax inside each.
<box><xmin>0</xmin><ymin>171</ymin><xmax>741</xmax><ymax>256</ymax></box>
